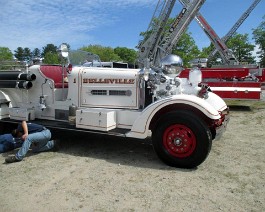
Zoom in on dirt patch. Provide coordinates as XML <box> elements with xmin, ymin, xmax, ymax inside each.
<box><xmin>0</xmin><ymin>102</ymin><xmax>265</xmax><ymax>211</ymax></box>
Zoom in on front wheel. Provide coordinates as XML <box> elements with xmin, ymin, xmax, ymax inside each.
<box><xmin>152</xmin><ymin>111</ymin><xmax>212</xmax><ymax>168</ymax></box>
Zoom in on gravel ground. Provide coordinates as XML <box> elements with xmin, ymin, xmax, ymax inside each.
<box><xmin>0</xmin><ymin>101</ymin><xmax>264</xmax><ymax>212</ymax></box>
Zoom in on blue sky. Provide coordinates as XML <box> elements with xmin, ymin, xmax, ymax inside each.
<box><xmin>0</xmin><ymin>0</ymin><xmax>264</xmax><ymax>54</ymax></box>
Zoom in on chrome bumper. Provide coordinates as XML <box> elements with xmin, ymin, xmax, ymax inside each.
<box><xmin>214</xmin><ymin>113</ymin><xmax>230</xmax><ymax>141</ymax></box>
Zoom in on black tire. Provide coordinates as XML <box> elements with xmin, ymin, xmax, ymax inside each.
<box><xmin>152</xmin><ymin>111</ymin><xmax>212</xmax><ymax>169</ymax></box>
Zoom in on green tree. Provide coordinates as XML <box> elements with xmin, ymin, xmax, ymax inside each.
<box><xmin>252</xmin><ymin>16</ymin><xmax>265</xmax><ymax>67</ymax></box>
<box><xmin>199</xmin><ymin>43</ymin><xmax>224</xmax><ymax>67</ymax></box>
<box><xmin>43</xmin><ymin>52</ymin><xmax>60</xmax><ymax>64</ymax></box>
<box><xmin>226</xmin><ymin>33</ymin><xmax>255</xmax><ymax>64</ymax></box>
<box><xmin>23</xmin><ymin>47</ymin><xmax>32</xmax><ymax>62</ymax></box>
<box><xmin>199</xmin><ymin>44</ymin><xmax>215</xmax><ymax>58</ymax></box>
<box><xmin>172</xmin><ymin>31</ymin><xmax>201</xmax><ymax>67</ymax></box>
<box><xmin>81</xmin><ymin>45</ymin><xmax>121</xmax><ymax>62</ymax></box>
<box><xmin>114</xmin><ymin>47</ymin><xmax>137</xmax><ymax>64</ymax></box>
<box><xmin>42</xmin><ymin>44</ymin><xmax>57</xmax><ymax>57</ymax></box>
<box><xmin>14</xmin><ymin>47</ymin><xmax>24</xmax><ymax>61</ymax></box>
<box><xmin>32</xmin><ymin>48</ymin><xmax>41</xmax><ymax>58</ymax></box>
<box><xmin>0</xmin><ymin>47</ymin><xmax>13</xmax><ymax>61</ymax></box>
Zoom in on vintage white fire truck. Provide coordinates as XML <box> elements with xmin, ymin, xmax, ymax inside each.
<box><xmin>0</xmin><ymin>47</ymin><xmax>229</xmax><ymax>168</ymax></box>
<box><xmin>0</xmin><ymin>0</ymin><xmax>232</xmax><ymax>168</ymax></box>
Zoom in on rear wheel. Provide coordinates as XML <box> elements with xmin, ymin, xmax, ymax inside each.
<box><xmin>152</xmin><ymin>111</ymin><xmax>212</xmax><ymax>168</ymax></box>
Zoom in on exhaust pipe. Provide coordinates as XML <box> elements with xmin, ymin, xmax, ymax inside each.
<box><xmin>0</xmin><ymin>80</ymin><xmax>33</xmax><ymax>89</ymax></box>
<box><xmin>0</xmin><ymin>72</ymin><xmax>36</xmax><ymax>81</ymax></box>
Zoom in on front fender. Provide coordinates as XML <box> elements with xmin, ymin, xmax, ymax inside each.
<box><xmin>126</xmin><ymin>94</ymin><xmax>226</xmax><ymax>139</ymax></box>
<box><xmin>204</xmin><ymin>91</ymin><xmax>227</xmax><ymax>112</ymax></box>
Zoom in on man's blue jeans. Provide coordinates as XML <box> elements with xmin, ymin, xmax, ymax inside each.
<box><xmin>0</xmin><ymin>134</ymin><xmax>15</xmax><ymax>153</ymax></box>
<box><xmin>16</xmin><ymin>129</ymin><xmax>54</xmax><ymax>160</ymax></box>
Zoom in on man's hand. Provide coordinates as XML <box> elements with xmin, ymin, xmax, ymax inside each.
<box><xmin>21</xmin><ymin>133</ymin><xmax>28</xmax><ymax>141</ymax></box>
<box><xmin>21</xmin><ymin>121</ymin><xmax>29</xmax><ymax>141</ymax></box>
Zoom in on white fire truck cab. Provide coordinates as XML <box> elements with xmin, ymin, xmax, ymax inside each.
<box><xmin>0</xmin><ymin>48</ymin><xmax>229</xmax><ymax>168</ymax></box>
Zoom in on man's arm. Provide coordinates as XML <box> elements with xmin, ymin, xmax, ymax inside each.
<box><xmin>21</xmin><ymin>121</ymin><xmax>29</xmax><ymax>141</ymax></box>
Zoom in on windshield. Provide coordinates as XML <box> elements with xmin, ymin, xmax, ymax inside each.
<box><xmin>68</xmin><ymin>50</ymin><xmax>101</xmax><ymax>67</ymax></box>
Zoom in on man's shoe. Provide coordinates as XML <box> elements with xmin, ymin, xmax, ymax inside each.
<box><xmin>52</xmin><ymin>140</ymin><xmax>60</xmax><ymax>152</ymax></box>
<box><xmin>5</xmin><ymin>156</ymin><xmax>20</xmax><ymax>163</ymax></box>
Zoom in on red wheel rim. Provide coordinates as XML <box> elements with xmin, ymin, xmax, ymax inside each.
<box><xmin>163</xmin><ymin>124</ymin><xmax>196</xmax><ymax>158</ymax></box>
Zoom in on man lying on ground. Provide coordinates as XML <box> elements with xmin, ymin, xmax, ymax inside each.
<box><xmin>5</xmin><ymin>121</ymin><xmax>60</xmax><ymax>163</ymax></box>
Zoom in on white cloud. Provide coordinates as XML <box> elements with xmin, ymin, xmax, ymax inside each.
<box><xmin>0</xmin><ymin>0</ymin><xmax>155</xmax><ymax>51</ymax></box>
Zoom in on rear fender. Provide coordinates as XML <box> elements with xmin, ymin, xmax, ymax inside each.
<box><xmin>0</xmin><ymin>88</ymin><xmax>24</xmax><ymax>108</ymax></box>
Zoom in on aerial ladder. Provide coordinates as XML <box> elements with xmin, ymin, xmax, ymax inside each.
<box><xmin>137</xmin><ymin>0</ymin><xmax>206</xmax><ymax>68</ymax></box>
<box><xmin>137</xmin><ymin>0</ymin><xmax>176</xmax><ymax>68</ymax></box>
<box><xmin>177</xmin><ymin>0</ymin><xmax>264</xmax><ymax>101</ymax></box>
<box><xmin>179</xmin><ymin>0</ymin><xmax>239</xmax><ymax>65</ymax></box>
<box><xmin>207</xmin><ymin>0</ymin><xmax>261</xmax><ymax>62</ymax></box>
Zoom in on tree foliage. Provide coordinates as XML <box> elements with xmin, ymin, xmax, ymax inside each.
<box><xmin>172</xmin><ymin>31</ymin><xmax>201</xmax><ymax>67</ymax></box>
<box><xmin>14</xmin><ymin>47</ymin><xmax>34</xmax><ymax>62</ymax></box>
<box><xmin>14</xmin><ymin>47</ymin><xmax>24</xmax><ymax>61</ymax></box>
<box><xmin>42</xmin><ymin>52</ymin><xmax>60</xmax><ymax>64</ymax></box>
<box><xmin>203</xmin><ymin>33</ymin><xmax>256</xmax><ymax>66</ymax></box>
<box><xmin>0</xmin><ymin>47</ymin><xmax>13</xmax><ymax>61</ymax></box>
<box><xmin>42</xmin><ymin>44</ymin><xmax>58</xmax><ymax>57</ymax></box>
<box><xmin>114</xmin><ymin>47</ymin><xmax>137</xmax><ymax>64</ymax></box>
<box><xmin>23</xmin><ymin>47</ymin><xmax>32</xmax><ymax>61</ymax></box>
<box><xmin>42</xmin><ymin>44</ymin><xmax>58</xmax><ymax>64</ymax></box>
<box><xmin>226</xmin><ymin>33</ymin><xmax>255</xmax><ymax>64</ymax></box>
<box><xmin>252</xmin><ymin>16</ymin><xmax>265</xmax><ymax>67</ymax></box>
<box><xmin>80</xmin><ymin>45</ymin><xmax>121</xmax><ymax>62</ymax></box>
<box><xmin>199</xmin><ymin>44</ymin><xmax>215</xmax><ymax>58</ymax></box>
<box><xmin>32</xmin><ymin>48</ymin><xmax>41</xmax><ymax>58</ymax></box>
